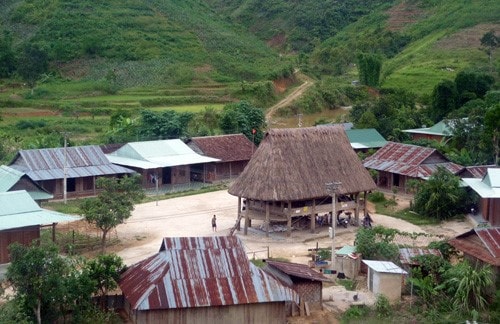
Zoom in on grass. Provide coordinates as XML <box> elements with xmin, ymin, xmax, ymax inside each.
<box><xmin>371</xmin><ymin>198</ymin><xmax>440</xmax><ymax>226</ymax></box>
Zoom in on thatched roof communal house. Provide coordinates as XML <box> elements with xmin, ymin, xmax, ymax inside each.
<box><xmin>228</xmin><ymin>126</ymin><xmax>376</xmax><ymax>237</ymax></box>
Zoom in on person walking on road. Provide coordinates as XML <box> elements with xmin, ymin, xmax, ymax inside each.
<box><xmin>212</xmin><ymin>215</ymin><xmax>217</xmax><ymax>232</ymax></box>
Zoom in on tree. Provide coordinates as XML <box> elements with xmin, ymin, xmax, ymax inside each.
<box><xmin>480</xmin><ymin>30</ymin><xmax>498</xmax><ymax>72</ymax></box>
<box><xmin>484</xmin><ymin>103</ymin><xmax>500</xmax><ymax>165</ymax></box>
<box><xmin>357</xmin><ymin>52</ymin><xmax>382</xmax><ymax>87</ymax></box>
<box><xmin>17</xmin><ymin>44</ymin><xmax>49</xmax><ymax>93</ymax></box>
<box><xmin>413</xmin><ymin>166</ymin><xmax>468</xmax><ymax>219</ymax></box>
<box><xmin>0</xmin><ymin>30</ymin><xmax>16</xmax><ymax>77</ymax></box>
<box><xmin>137</xmin><ymin>109</ymin><xmax>193</xmax><ymax>141</ymax></box>
<box><xmin>86</xmin><ymin>254</ymin><xmax>125</xmax><ymax>310</ymax></box>
<box><xmin>219</xmin><ymin>101</ymin><xmax>266</xmax><ymax>145</ymax></box>
<box><xmin>430</xmin><ymin>79</ymin><xmax>457</xmax><ymax>122</ymax></box>
<box><xmin>354</xmin><ymin>226</ymin><xmax>399</xmax><ymax>262</ymax></box>
<box><xmin>6</xmin><ymin>243</ymin><xmax>70</xmax><ymax>324</ymax></box>
<box><xmin>80</xmin><ymin>175</ymin><xmax>144</xmax><ymax>252</ymax></box>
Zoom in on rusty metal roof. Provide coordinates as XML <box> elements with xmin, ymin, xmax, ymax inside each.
<box><xmin>449</xmin><ymin>227</ymin><xmax>500</xmax><ymax>266</ymax></box>
<box><xmin>264</xmin><ymin>260</ymin><xmax>329</xmax><ymax>283</ymax></box>
<box><xmin>363</xmin><ymin>142</ymin><xmax>463</xmax><ymax>178</ymax></box>
<box><xmin>9</xmin><ymin>145</ymin><xmax>135</xmax><ymax>181</ymax></box>
<box><xmin>399</xmin><ymin>248</ymin><xmax>442</xmax><ymax>265</ymax></box>
<box><xmin>187</xmin><ymin>134</ymin><xmax>256</xmax><ymax>162</ymax></box>
<box><xmin>119</xmin><ymin>236</ymin><xmax>299</xmax><ymax>311</ymax></box>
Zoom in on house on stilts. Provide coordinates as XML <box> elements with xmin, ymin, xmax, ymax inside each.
<box><xmin>228</xmin><ymin>126</ymin><xmax>376</xmax><ymax>237</ymax></box>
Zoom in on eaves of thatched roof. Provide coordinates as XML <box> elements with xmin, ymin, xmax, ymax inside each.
<box><xmin>228</xmin><ymin>126</ymin><xmax>376</xmax><ymax>201</ymax></box>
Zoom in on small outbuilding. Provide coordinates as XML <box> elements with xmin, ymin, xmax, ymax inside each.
<box><xmin>345</xmin><ymin>128</ymin><xmax>387</xmax><ymax>152</ymax></box>
<box><xmin>362</xmin><ymin>260</ymin><xmax>407</xmax><ymax>303</ymax></box>
<box><xmin>334</xmin><ymin>245</ymin><xmax>361</xmax><ymax>279</ymax></box>
<box><xmin>119</xmin><ymin>236</ymin><xmax>299</xmax><ymax>324</ymax></box>
<box><xmin>398</xmin><ymin>248</ymin><xmax>442</xmax><ymax>273</ymax></box>
<box><xmin>262</xmin><ymin>260</ymin><xmax>329</xmax><ymax>311</ymax></box>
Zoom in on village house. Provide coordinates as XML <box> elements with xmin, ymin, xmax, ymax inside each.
<box><xmin>449</xmin><ymin>227</ymin><xmax>500</xmax><ymax>285</ymax></box>
<box><xmin>228</xmin><ymin>126</ymin><xmax>376</xmax><ymax>237</ymax></box>
<box><xmin>363</xmin><ymin>141</ymin><xmax>463</xmax><ymax>194</ymax></box>
<box><xmin>185</xmin><ymin>133</ymin><xmax>256</xmax><ymax>182</ymax></box>
<box><xmin>402</xmin><ymin>119</ymin><xmax>456</xmax><ymax>142</ymax></box>
<box><xmin>362</xmin><ymin>260</ymin><xmax>407</xmax><ymax>304</ymax></box>
<box><xmin>8</xmin><ymin>145</ymin><xmax>135</xmax><ymax>200</ymax></box>
<box><xmin>462</xmin><ymin>168</ymin><xmax>500</xmax><ymax>226</ymax></box>
<box><xmin>0</xmin><ymin>190</ymin><xmax>80</xmax><ymax>263</ymax></box>
<box><xmin>0</xmin><ymin>165</ymin><xmax>53</xmax><ymax>203</ymax></box>
<box><xmin>344</xmin><ymin>128</ymin><xmax>387</xmax><ymax>153</ymax></box>
<box><xmin>105</xmin><ymin>139</ymin><xmax>219</xmax><ymax>189</ymax></box>
<box><xmin>119</xmin><ymin>236</ymin><xmax>299</xmax><ymax>324</ymax></box>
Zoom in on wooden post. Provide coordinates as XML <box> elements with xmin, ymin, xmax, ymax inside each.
<box><xmin>237</xmin><ymin>197</ymin><xmax>242</xmax><ymax>231</ymax></box>
<box><xmin>310</xmin><ymin>199</ymin><xmax>316</xmax><ymax>233</ymax></box>
<box><xmin>244</xmin><ymin>209</ymin><xmax>249</xmax><ymax>235</ymax></box>
<box><xmin>355</xmin><ymin>193</ymin><xmax>360</xmax><ymax>225</ymax></box>
<box><xmin>287</xmin><ymin>201</ymin><xmax>292</xmax><ymax>237</ymax></box>
<box><xmin>52</xmin><ymin>223</ymin><xmax>56</xmax><ymax>243</ymax></box>
<box><xmin>265</xmin><ymin>202</ymin><xmax>270</xmax><ymax>238</ymax></box>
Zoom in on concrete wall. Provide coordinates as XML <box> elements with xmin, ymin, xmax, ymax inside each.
<box><xmin>368</xmin><ymin>269</ymin><xmax>403</xmax><ymax>303</ymax></box>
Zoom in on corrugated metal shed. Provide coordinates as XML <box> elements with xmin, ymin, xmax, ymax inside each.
<box><xmin>187</xmin><ymin>134</ymin><xmax>256</xmax><ymax>162</ymax></box>
<box><xmin>9</xmin><ymin>145</ymin><xmax>135</xmax><ymax>181</ymax></box>
<box><xmin>0</xmin><ymin>190</ymin><xmax>80</xmax><ymax>230</ymax></box>
<box><xmin>106</xmin><ymin>139</ymin><xmax>220</xmax><ymax>170</ymax></box>
<box><xmin>463</xmin><ymin>168</ymin><xmax>500</xmax><ymax>198</ymax></box>
<box><xmin>119</xmin><ymin>236</ymin><xmax>299</xmax><ymax>311</ymax></box>
<box><xmin>399</xmin><ymin>248</ymin><xmax>442</xmax><ymax>265</ymax></box>
<box><xmin>362</xmin><ymin>260</ymin><xmax>407</xmax><ymax>274</ymax></box>
<box><xmin>264</xmin><ymin>260</ymin><xmax>329</xmax><ymax>282</ymax></box>
<box><xmin>345</xmin><ymin>128</ymin><xmax>387</xmax><ymax>149</ymax></box>
<box><xmin>0</xmin><ymin>165</ymin><xmax>23</xmax><ymax>191</ymax></box>
<box><xmin>363</xmin><ymin>142</ymin><xmax>463</xmax><ymax>178</ymax></box>
<box><xmin>449</xmin><ymin>227</ymin><xmax>500</xmax><ymax>266</ymax></box>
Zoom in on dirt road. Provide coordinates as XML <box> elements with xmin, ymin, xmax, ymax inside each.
<box><xmin>114</xmin><ymin>190</ymin><xmax>473</xmax><ymax>266</ymax></box>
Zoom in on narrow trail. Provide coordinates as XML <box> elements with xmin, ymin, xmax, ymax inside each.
<box><xmin>266</xmin><ymin>73</ymin><xmax>314</xmax><ymax>123</ymax></box>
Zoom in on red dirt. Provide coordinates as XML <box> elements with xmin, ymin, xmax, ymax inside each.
<box><xmin>386</xmin><ymin>2</ymin><xmax>425</xmax><ymax>31</ymax></box>
<box><xmin>434</xmin><ymin>24</ymin><xmax>500</xmax><ymax>50</ymax></box>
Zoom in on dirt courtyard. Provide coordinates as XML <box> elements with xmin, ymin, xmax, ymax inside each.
<box><xmin>112</xmin><ymin>190</ymin><xmax>473</xmax><ymax>266</ymax></box>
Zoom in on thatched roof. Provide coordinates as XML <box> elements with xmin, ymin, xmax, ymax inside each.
<box><xmin>228</xmin><ymin>126</ymin><xmax>376</xmax><ymax>201</ymax></box>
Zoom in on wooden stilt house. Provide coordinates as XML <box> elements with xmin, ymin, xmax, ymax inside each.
<box><xmin>228</xmin><ymin>126</ymin><xmax>376</xmax><ymax>237</ymax></box>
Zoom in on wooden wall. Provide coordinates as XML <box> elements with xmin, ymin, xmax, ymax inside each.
<box><xmin>0</xmin><ymin>226</ymin><xmax>40</xmax><ymax>263</ymax></box>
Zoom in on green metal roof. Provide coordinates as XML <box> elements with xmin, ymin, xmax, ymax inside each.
<box><xmin>336</xmin><ymin>245</ymin><xmax>357</xmax><ymax>256</ymax></box>
<box><xmin>0</xmin><ymin>190</ymin><xmax>80</xmax><ymax>231</ymax></box>
<box><xmin>402</xmin><ymin>120</ymin><xmax>453</xmax><ymax>136</ymax></box>
<box><xmin>345</xmin><ymin>129</ymin><xmax>387</xmax><ymax>149</ymax></box>
<box><xmin>0</xmin><ymin>165</ymin><xmax>23</xmax><ymax>192</ymax></box>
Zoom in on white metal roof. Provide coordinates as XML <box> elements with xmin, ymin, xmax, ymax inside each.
<box><xmin>106</xmin><ymin>139</ymin><xmax>220</xmax><ymax>169</ymax></box>
<box><xmin>362</xmin><ymin>260</ymin><xmax>407</xmax><ymax>274</ymax></box>
<box><xmin>462</xmin><ymin>168</ymin><xmax>500</xmax><ymax>198</ymax></box>
<box><xmin>0</xmin><ymin>190</ymin><xmax>81</xmax><ymax>231</ymax></box>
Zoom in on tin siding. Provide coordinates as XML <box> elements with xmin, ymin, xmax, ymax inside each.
<box><xmin>133</xmin><ymin>302</ymin><xmax>286</xmax><ymax>324</ymax></box>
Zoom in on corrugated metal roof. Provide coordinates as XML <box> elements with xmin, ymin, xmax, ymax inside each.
<box><xmin>399</xmin><ymin>248</ymin><xmax>442</xmax><ymax>265</ymax></box>
<box><xmin>0</xmin><ymin>190</ymin><xmax>81</xmax><ymax>230</ymax></box>
<box><xmin>119</xmin><ymin>236</ymin><xmax>299</xmax><ymax>311</ymax></box>
<box><xmin>336</xmin><ymin>245</ymin><xmax>357</xmax><ymax>256</ymax></box>
<box><xmin>107</xmin><ymin>139</ymin><xmax>220</xmax><ymax>170</ymax></box>
<box><xmin>363</xmin><ymin>142</ymin><xmax>463</xmax><ymax>178</ymax></box>
<box><xmin>265</xmin><ymin>260</ymin><xmax>329</xmax><ymax>282</ymax></box>
<box><xmin>345</xmin><ymin>129</ymin><xmax>387</xmax><ymax>149</ymax></box>
<box><xmin>462</xmin><ymin>168</ymin><xmax>500</xmax><ymax>198</ymax></box>
<box><xmin>187</xmin><ymin>134</ymin><xmax>256</xmax><ymax>162</ymax></box>
<box><xmin>0</xmin><ymin>165</ymin><xmax>23</xmax><ymax>191</ymax></box>
<box><xmin>402</xmin><ymin>120</ymin><xmax>453</xmax><ymax>136</ymax></box>
<box><xmin>449</xmin><ymin>227</ymin><xmax>500</xmax><ymax>266</ymax></box>
<box><xmin>362</xmin><ymin>260</ymin><xmax>407</xmax><ymax>274</ymax></box>
<box><xmin>9</xmin><ymin>145</ymin><xmax>135</xmax><ymax>181</ymax></box>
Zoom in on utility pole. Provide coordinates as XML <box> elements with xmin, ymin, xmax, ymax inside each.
<box><xmin>63</xmin><ymin>133</ymin><xmax>69</xmax><ymax>205</ymax></box>
<box><xmin>326</xmin><ymin>181</ymin><xmax>342</xmax><ymax>273</ymax></box>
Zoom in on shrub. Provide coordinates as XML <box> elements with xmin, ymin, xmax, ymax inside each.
<box><xmin>342</xmin><ymin>305</ymin><xmax>369</xmax><ymax>322</ymax></box>
<box><xmin>368</xmin><ymin>191</ymin><xmax>385</xmax><ymax>203</ymax></box>
<box><xmin>374</xmin><ymin>294</ymin><xmax>392</xmax><ymax>318</ymax></box>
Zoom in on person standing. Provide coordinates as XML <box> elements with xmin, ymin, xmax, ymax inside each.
<box><xmin>212</xmin><ymin>215</ymin><xmax>217</xmax><ymax>232</ymax></box>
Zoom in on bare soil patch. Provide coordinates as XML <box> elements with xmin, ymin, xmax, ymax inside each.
<box><xmin>434</xmin><ymin>23</ymin><xmax>500</xmax><ymax>50</ymax></box>
<box><xmin>386</xmin><ymin>2</ymin><xmax>425</xmax><ymax>31</ymax></box>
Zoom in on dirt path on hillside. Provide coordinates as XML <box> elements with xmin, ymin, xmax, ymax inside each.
<box><xmin>266</xmin><ymin>73</ymin><xmax>314</xmax><ymax>123</ymax></box>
